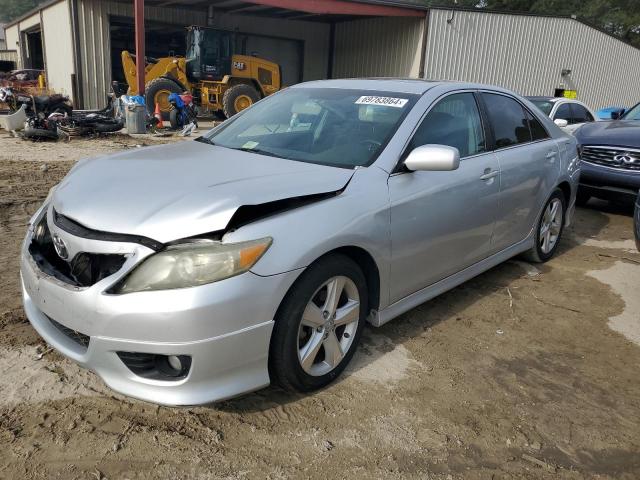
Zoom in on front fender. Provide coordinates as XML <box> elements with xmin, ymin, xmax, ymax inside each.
<box><xmin>223</xmin><ymin>166</ymin><xmax>392</xmax><ymax>309</ymax></box>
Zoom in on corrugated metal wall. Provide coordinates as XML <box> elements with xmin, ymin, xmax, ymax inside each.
<box><xmin>41</xmin><ymin>0</ymin><xmax>75</xmax><ymax>97</ymax></box>
<box><xmin>4</xmin><ymin>26</ymin><xmax>19</xmax><ymax>62</ymax></box>
<box><xmin>333</xmin><ymin>17</ymin><xmax>425</xmax><ymax>78</ymax></box>
<box><xmin>425</xmin><ymin>9</ymin><xmax>640</xmax><ymax>109</ymax></box>
<box><xmin>77</xmin><ymin>0</ymin><xmax>330</xmax><ymax>109</ymax></box>
<box><xmin>0</xmin><ymin>50</ymin><xmax>18</xmax><ymax>63</ymax></box>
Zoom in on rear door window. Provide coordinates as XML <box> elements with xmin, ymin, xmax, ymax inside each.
<box><xmin>482</xmin><ymin>93</ymin><xmax>532</xmax><ymax>148</ymax></box>
<box><xmin>554</xmin><ymin>103</ymin><xmax>572</xmax><ymax>123</ymax></box>
<box><xmin>571</xmin><ymin>104</ymin><xmax>594</xmax><ymax>123</ymax></box>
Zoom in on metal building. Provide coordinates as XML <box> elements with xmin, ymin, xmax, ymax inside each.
<box><xmin>4</xmin><ymin>1</ymin><xmax>639</xmax><ymax>110</ymax></box>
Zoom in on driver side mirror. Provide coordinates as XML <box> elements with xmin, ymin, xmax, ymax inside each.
<box><xmin>404</xmin><ymin>145</ymin><xmax>460</xmax><ymax>172</ymax></box>
<box><xmin>554</xmin><ymin>118</ymin><xmax>569</xmax><ymax>128</ymax></box>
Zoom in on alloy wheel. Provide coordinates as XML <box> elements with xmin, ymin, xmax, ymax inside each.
<box><xmin>540</xmin><ymin>198</ymin><xmax>563</xmax><ymax>254</ymax></box>
<box><xmin>297</xmin><ymin>276</ymin><xmax>360</xmax><ymax>376</ymax></box>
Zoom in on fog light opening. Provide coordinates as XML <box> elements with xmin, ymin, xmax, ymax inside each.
<box><xmin>157</xmin><ymin>354</ymin><xmax>192</xmax><ymax>378</ymax></box>
<box><xmin>116</xmin><ymin>352</ymin><xmax>192</xmax><ymax>380</ymax></box>
<box><xmin>168</xmin><ymin>355</ymin><xmax>182</xmax><ymax>371</ymax></box>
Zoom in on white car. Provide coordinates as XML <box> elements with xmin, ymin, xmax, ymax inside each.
<box><xmin>527</xmin><ymin>96</ymin><xmax>598</xmax><ymax>134</ymax></box>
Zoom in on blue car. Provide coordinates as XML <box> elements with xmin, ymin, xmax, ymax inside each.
<box><xmin>574</xmin><ymin>102</ymin><xmax>640</xmax><ymax>205</ymax></box>
<box><xmin>595</xmin><ymin>106</ymin><xmax>626</xmax><ymax>121</ymax></box>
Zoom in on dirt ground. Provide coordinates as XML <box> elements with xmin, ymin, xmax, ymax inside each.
<box><xmin>1</xmin><ymin>131</ymin><xmax>639</xmax><ymax>480</ymax></box>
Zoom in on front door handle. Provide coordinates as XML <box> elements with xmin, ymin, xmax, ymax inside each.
<box><xmin>546</xmin><ymin>151</ymin><xmax>557</xmax><ymax>160</ymax></box>
<box><xmin>480</xmin><ymin>170</ymin><xmax>499</xmax><ymax>181</ymax></box>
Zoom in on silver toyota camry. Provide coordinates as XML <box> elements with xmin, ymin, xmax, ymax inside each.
<box><xmin>21</xmin><ymin>79</ymin><xmax>581</xmax><ymax>405</ymax></box>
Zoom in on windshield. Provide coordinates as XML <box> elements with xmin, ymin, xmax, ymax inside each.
<box><xmin>528</xmin><ymin>99</ymin><xmax>554</xmax><ymax>116</ymax></box>
<box><xmin>203</xmin><ymin>88</ymin><xmax>418</xmax><ymax>168</ymax></box>
<box><xmin>621</xmin><ymin>103</ymin><xmax>640</xmax><ymax>120</ymax></box>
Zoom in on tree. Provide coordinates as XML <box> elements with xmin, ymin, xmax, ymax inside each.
<box><xmin>0</xmin><ymin>0</ymin><xmax>44</xmax><ymax>23</ymax></box>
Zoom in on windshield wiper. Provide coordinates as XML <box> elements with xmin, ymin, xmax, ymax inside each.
<box><xmin>195</xmin><ymin>136</ymin><xmax>216</xmax><ymax>146</ymax></box>
<box><xmin>233</xmin><ymin>147</ymin><xmax>289</xmax><ymax>159</ymax></box>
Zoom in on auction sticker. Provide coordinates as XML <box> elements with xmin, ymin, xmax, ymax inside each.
<box><xmin>355</xmin><ymin>96</ymin><xmax>408</xmax><ymax>108</ymax></box>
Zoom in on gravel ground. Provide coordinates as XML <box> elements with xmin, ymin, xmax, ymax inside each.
<box><xmin>1</xmin><ymin>131</ymin><xmax>639</xmax><ymax>479</ymax></box>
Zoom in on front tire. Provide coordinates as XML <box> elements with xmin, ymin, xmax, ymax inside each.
<box><xmin>145</xmin><ymin>78</ymin><xmax>182</xmax><ymax>120</ymax></box>
<box><xmin>269</xmin><ymin>254</ymin><xmax>368</xmax><ymax>393</ymax></box>
<box><xmin>522</xmin><ymin>189</ymin><xmax>566</xmax><ymax>263</ymax></box>
<box><xmin>222</xmin><ymin>84</ymin><xmax>260</xmax><ymax>118</ymax></box>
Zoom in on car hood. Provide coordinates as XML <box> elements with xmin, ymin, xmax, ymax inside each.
<box><xmin>575</xmin><ymin>120</ymin><xmax>640</xmax><ymax>148</ymax></box>
<box><xmin>52</xmin><ymin>141</ymin><xmax>354</xmax><ymax>244</ymax></box>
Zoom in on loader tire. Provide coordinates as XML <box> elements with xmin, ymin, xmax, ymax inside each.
<box><xmin>145</xmin><ymin>78</ymin><xmax>182</xmax><ymax>121</ymax></box>
<box><xmin>222</xmin><ymin>84</ymin><xmax>260</xmax><ymax>118</ymax></box>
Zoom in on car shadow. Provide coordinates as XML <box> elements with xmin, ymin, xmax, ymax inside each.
<box><xmin>214</xmin><ymin>203</ymin><xmax>621</xmax><ymax>413</ymax></box>
<box><xmin>581</xmin><ymin>197</ymin><xmax>635</xmax><ymax>217</ymax></box>
<box><xmin>213</xmin><ymin>259</ymin><xmax>547</xmax><ymax>413</ymax></box>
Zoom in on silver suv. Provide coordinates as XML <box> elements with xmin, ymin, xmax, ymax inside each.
<box><xmin>21</xmin><ymin>79</ymin><xmax>580</xmax><ymax>405</ymax></box>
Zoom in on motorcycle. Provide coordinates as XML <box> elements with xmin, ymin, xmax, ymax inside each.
<box><xmin>168</xmin><ymin>92</ymin><xmax>198</xmax><ymax>132</ymax></box>
<box><xmin>0</xmin><ymin>86</ymin><xmax>73</xmax><ymax>139</ymax></box>
<box><xmin>1</xmin><ymin>85</ymin><xmax>124</xmax><ymax>138</ymax></box>
<box><xmin>0</xmin><ymin>86</ymin><xmax>72</xmax><ymax>117</ymax></box>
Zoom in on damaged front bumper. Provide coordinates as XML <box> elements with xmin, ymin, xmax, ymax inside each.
<box><xmin>20</xmin><ymin>206</ymin><xmax>301</xmax><ymax>406</ymax></box>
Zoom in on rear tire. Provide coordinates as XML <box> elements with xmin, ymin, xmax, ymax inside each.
<box><xmin>145</xmin><ymin>78</ymin><xmax>182</xmax><ymax>121</ymax></box>
<box><xmin>522</xmin><ymin>189</ymin><xmax>566</xmax><ymax>263</ymax></box>
<box><xmin>269</xmin><ymin>254</ymin><xmax>368</xmax><ymax>393</ymax></box>
<box><xmin>222</xmin><ymin>84</ymin><xmax>260</xmax><ymax>118</ymax></box>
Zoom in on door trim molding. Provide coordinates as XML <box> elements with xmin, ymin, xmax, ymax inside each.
<box><xmin>369</xmin><ymin>233</ymin><xmax>534</xmax><ymax>327</ymax></box>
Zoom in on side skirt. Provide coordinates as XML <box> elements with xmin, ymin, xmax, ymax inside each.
<box><xmin>369</xmin><ymin>235</ymin><xmax>534</xmax><ymax>327</ymax></box>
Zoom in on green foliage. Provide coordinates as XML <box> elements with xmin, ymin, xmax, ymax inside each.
<box><xmin>0</xmin><ymin>0</ymin><xmax>44</xmax><ymax>23</ymax></box>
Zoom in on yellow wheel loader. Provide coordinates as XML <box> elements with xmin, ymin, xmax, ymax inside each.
<box><xmin>122</xmin><ymin>26</ymin><xmax>281</xmax><ymax>119</ymax></box>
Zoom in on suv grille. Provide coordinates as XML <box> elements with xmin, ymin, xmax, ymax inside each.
<box><xmin>48</xmin><ymin>316</ymin><xmax>90</xmax><ymax>350</ymax></box>
<box><xmin>582</xmin><ymin>146</ymin><xmax>640</xmax><ymax>171</ymax></box>
<box><xmin>29</xmin><ymin>214</ymin><xmax>127</xmax><ymax>287</ymax></box>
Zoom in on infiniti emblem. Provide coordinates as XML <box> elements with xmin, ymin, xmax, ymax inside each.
<box><xmin>613</xmin><ymin>153</ymin><xmax>638</xmax><ymax>165</ymax></box>
<box><xmin>52</xmin><ymin>233</ymin><xmax>69</xmax><ymax>260</ymax></box>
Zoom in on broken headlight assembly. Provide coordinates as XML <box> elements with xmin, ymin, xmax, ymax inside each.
<box><xmin>111</xmin><ymin>237</ymin><xmax>272</xmax><ymax>294</ymax></box>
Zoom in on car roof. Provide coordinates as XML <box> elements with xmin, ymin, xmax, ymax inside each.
<box><xmin>291</xmin><ymin>78</ymin><xmax>512</xmax><ymax>96</ymax></box>
<box><xmin>527</xmin><ymin>96</ymin><xmax>557</xmax><ymax>101</ymax></box>
<box><xmin>527</xmin><ymin>96</ymin><xmax>588</xmax><ymax>106</ymax></box>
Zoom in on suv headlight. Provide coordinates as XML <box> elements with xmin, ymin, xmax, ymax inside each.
<box><xmin>113</xmin><ymin>237</ymin><xmax>272</xmax><ymax>294</ymax></box>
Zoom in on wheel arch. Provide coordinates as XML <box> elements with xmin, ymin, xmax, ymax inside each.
<box><xmin>274</xmin><ymin>245</ymin><xmax>382</xmax><ymax>320</ymax></box>
<box><xmin>328</xmin><ymin>246</ymin><xmax>381</xmax><ymax>315</ymax></box>
<box><xmin>557</xmin><ymin>180</ymin><xmax>572</xmax><ymax>207</ymax></box>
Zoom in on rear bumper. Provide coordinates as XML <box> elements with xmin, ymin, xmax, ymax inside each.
<box><xmin>579</xmin><ymin>161</ymin><xmax>640</xmax><ymax>200</ymax></box>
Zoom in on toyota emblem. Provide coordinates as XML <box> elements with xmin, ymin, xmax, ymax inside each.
<box><xmin>52</xmin><ymin>233</ymin><xmax>69</xmax><ymax>260</ymax></box>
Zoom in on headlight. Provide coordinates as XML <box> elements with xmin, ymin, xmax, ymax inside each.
<box><xmin>113</xmin><ymin>237</ymin><xmax>272</xmax><ymax>294</ymax></box>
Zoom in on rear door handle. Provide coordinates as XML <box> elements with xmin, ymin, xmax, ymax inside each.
<box><xmin>480</xmin><ymin>170</ymin><xmax>499</xmax><ymax>181</ymax></box>
<box><xmin>546</xmin><ymin>151</ymin><xmax>557</xmax><ymax>160</ymax></box>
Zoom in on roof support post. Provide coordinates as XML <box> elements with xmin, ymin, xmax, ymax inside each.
<box><xmin>134</xmin><ymin>0</ymin><xmax>145</xmax><ymax>96</ymax></box>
